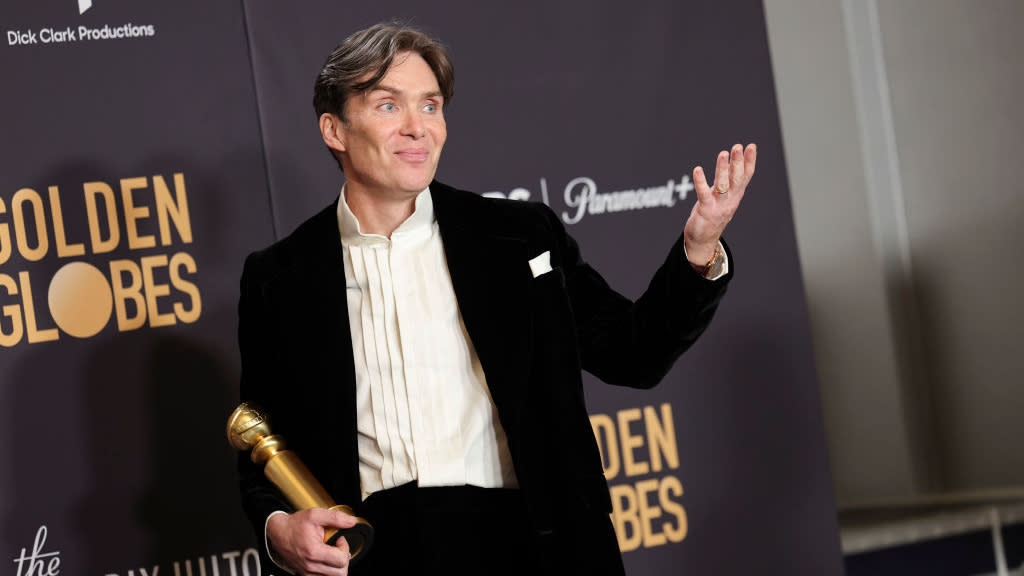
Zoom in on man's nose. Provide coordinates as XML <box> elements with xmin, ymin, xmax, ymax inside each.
<box><xmin>400</xmin><ymin>109</ymin><xmax>425</xmax><ymax>138</ymax></box>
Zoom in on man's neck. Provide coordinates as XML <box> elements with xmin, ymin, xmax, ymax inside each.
<box><xmin>343</xmin><ymin>183</ymin><xmax>420</xmax><ymax>237</ymax></box>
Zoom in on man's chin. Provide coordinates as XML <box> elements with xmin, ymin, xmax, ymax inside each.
<box><xmin>398</xmin><ymin>173</ymin><xmax>437</xmax><ymax>194</ymax></box>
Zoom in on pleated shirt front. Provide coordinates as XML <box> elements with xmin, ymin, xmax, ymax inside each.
<box><xmin>337</xmin><ymin>187</ymin><xmax>518</xmax><ymax>501</ymax></box>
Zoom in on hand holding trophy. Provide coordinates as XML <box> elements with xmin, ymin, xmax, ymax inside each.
<box><xmin>227</xmin><ymin>403</ymin><xmax>374</xmax><ymax>562</ymax></box>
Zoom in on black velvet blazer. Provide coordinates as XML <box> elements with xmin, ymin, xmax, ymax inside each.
<box><xmin>236</xmin><ymin>180</ymin><xmax>731</xmax><ymax>573</ymax></box>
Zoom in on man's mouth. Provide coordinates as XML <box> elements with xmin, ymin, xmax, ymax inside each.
<box><xmin>395</xmin><ymin>149</ymin><xmax>430</xmax><ymax>162</ymax></box>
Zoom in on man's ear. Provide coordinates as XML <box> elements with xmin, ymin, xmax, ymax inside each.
<box><xmin>320</xmin><ymin>113</ymin><xmax>346</xmax><ymax>153</ymax></box>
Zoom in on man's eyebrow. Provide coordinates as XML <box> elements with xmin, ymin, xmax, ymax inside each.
<box><xmin>368</xmin><ymin>84</ymin><xmax>443</xmax><ymax>100</ymax></box>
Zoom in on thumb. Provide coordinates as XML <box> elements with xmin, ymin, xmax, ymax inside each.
<box><xmin>313</xmin><ymin>507</ymin><xmax>358</xmax><ymax>530</ymax></box>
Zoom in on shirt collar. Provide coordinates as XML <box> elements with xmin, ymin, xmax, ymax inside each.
<box><xmin>336</xmin><ymin>184</ymin><xmax>435</xmax><ymax>245</ymax></box>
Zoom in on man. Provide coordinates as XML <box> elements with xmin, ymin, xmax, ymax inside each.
<box><xmin>237</xmin><ymin>22</ymin><xmax>755</xmax><ymax>576</ymax></box>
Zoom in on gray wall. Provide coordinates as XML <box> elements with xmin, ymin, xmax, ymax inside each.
<box><xmin>763</xmin><ymin>0</ymin><xmax>1024</xmax><ymax>508</ymax></box>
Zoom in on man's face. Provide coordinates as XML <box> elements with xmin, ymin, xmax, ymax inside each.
<box><xmin>331</xmin><ymin>52</ymin><xmax>447</xmax><ymax>199</ymax></box>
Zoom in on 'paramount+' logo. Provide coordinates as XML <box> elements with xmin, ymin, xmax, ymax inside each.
<box><xmin>0</xmin><ymin>173</ymin><xmax>202</xmax><ymax>348</ymax></box>
<box><xmin>483</xmin><ymin>174</ymin><xmax>694</xmax><ymax>225</ymax></box>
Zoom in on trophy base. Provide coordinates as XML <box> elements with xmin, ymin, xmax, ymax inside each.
<box><xmin>324</xmin><ymin>504</ymin><xmax>374</xmax><ymax>564</ymax></box>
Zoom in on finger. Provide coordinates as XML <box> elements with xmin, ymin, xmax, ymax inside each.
<box><xmin>713</xmin><ymin>150</ymin><xmax>730</xmax><ymax>194</ymax></box>
<box><xmin>334</xmin><ymin>535</ymin><xmax>351</xmax><ymax>553</ymax></box>
<box><xmin>307</xmin><ymin>543</ymin><xmax>351</xmax><ymax>570</ymax></box>
<box><xmin>729</xmin><ymin>144</ymin><xmax>744</xmax><ymax>189</ymax></box>
<box><xmin>743</xmin><ymin>143</ymin><xmax>757</xmax><ymax>182</ymax></box>
<box><xmin>302</xmin><ymin>559</ymin><xmax>349</xmax><ymax>576</ymax></box>
<box><xmin>693</xmin><ymin>165</ymin><xmax>714</xmax><ymax>204</ymax></box>
<box><xmin>310</xmin><ymin>508</ymin><xmax>358</xmax><ymax>530</ymax></box>
<box><xmin>336</xmin><ymin>539</ymin><xmax>352</xmax><ymax>571</ymax></box>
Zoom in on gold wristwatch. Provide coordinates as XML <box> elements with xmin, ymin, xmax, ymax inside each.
<box><xmin>702</xmin><ymin>243</ymin><xmax>725</xmax><ymax>279</ymax></box>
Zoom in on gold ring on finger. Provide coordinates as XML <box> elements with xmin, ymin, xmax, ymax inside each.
<box><xmin>715</xmin><ymin>184</ymin><xmax>729</xmax><ymax>195</ymax></box>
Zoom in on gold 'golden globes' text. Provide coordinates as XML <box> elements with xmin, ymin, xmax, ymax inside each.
<box><xmin>591</xmin><ymin>403</ymin><xmax>688</xmax><ymax>553</ymax></box>
<box><xmin>0</xmin><ymin>173</ymin><xmax>201</xmax><ymax>347</ymax></box>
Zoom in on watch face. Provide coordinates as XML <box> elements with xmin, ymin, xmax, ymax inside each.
<box><xmin>704</xmin><ymin>247</ymin><xmax>725</xmax><ymax>279</ymax></box>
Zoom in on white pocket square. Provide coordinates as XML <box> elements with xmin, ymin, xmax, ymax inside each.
<box><xmin>529</xmin><ymin>251</ymin><xmax>552</xmax><ymax>278</ymax></box>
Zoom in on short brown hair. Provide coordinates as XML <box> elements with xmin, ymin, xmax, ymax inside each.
<box><xmin>313</xmin><ymin>22</ymin><xmax>455</xmax><ymax>121</ymax></box>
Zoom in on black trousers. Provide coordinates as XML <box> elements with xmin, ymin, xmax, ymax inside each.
<box><xmin>350</xmin><ymin>482</ymin><xmax>534</xmax><ymax>576</ymax></box>
<box><xmin>350</xmin><ymin>482</ymin><xmax>625</xmax><ymax>576</ymax></box>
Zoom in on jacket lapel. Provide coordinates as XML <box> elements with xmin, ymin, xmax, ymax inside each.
<box><xmin>286</xmin><ymin>200</ymin><xmax>362</xmax><ymax>504</ymax></box>
<box><xmin>431</xmin><ymin>183</ymin><xmax>532</xmax><ymax>427</ymax></box>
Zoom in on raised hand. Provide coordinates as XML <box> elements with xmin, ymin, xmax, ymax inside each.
<box><xmin>684</xmin><ymin>143</ymin><xmax>757</xmax><ymax>265</ymax></box>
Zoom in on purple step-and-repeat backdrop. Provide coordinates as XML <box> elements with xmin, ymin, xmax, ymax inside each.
<box><xmin>1</xmin><ymin>0</ymin><xmax>842</xmax><ymax>574</ymax></box>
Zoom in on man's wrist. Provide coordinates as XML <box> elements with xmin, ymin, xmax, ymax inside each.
<box><xmin>683</xmin><ymin>239</ymin><xmax>729</xmax><ymax>280</ymax></box>
<box><xmin>700</xmin><ymin>243</ymin><xmax>726</xmax><ymax>279</ymax></box>
<box><xmin>265</xmin><ymin>511</ymin><xmax>296</xmax><ymax>575</ymax></box>
<box><xmin>684</xmin><ymin>237</ymin><xmax>719</xmax><ymax>267</ymax></box>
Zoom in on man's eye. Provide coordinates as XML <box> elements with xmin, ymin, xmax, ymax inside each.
<box><xmin>423</xmin><ymin>103</ymin><xmax>437</xmax><ymax>113</ymax></box>
<box><xmin>379</xmin><ymin>103</ymin><xmax>396</xmax><ymax>112</ymax></box>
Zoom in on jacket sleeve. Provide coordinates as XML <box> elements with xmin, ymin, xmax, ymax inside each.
<box><xmin>235</xmin><ymin>252</ymin><xmax>294</xmax><ymax>547</ymax></box>
<box><xmin>538</xmin><ymin>205</ymin><xmax>733</xmax><ymax>389</ymax></box>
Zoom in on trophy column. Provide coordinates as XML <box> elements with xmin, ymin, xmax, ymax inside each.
<box><xmin>227</xmin><ymin>403</ymin><xmax>374</xmax><ymax>560</ymax></box>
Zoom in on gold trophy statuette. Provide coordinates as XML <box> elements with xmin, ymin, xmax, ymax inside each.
<box><xmin>227</xmin><ymin>403</ymin><xmax>374</xmax><ymax>561</ymax></box>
